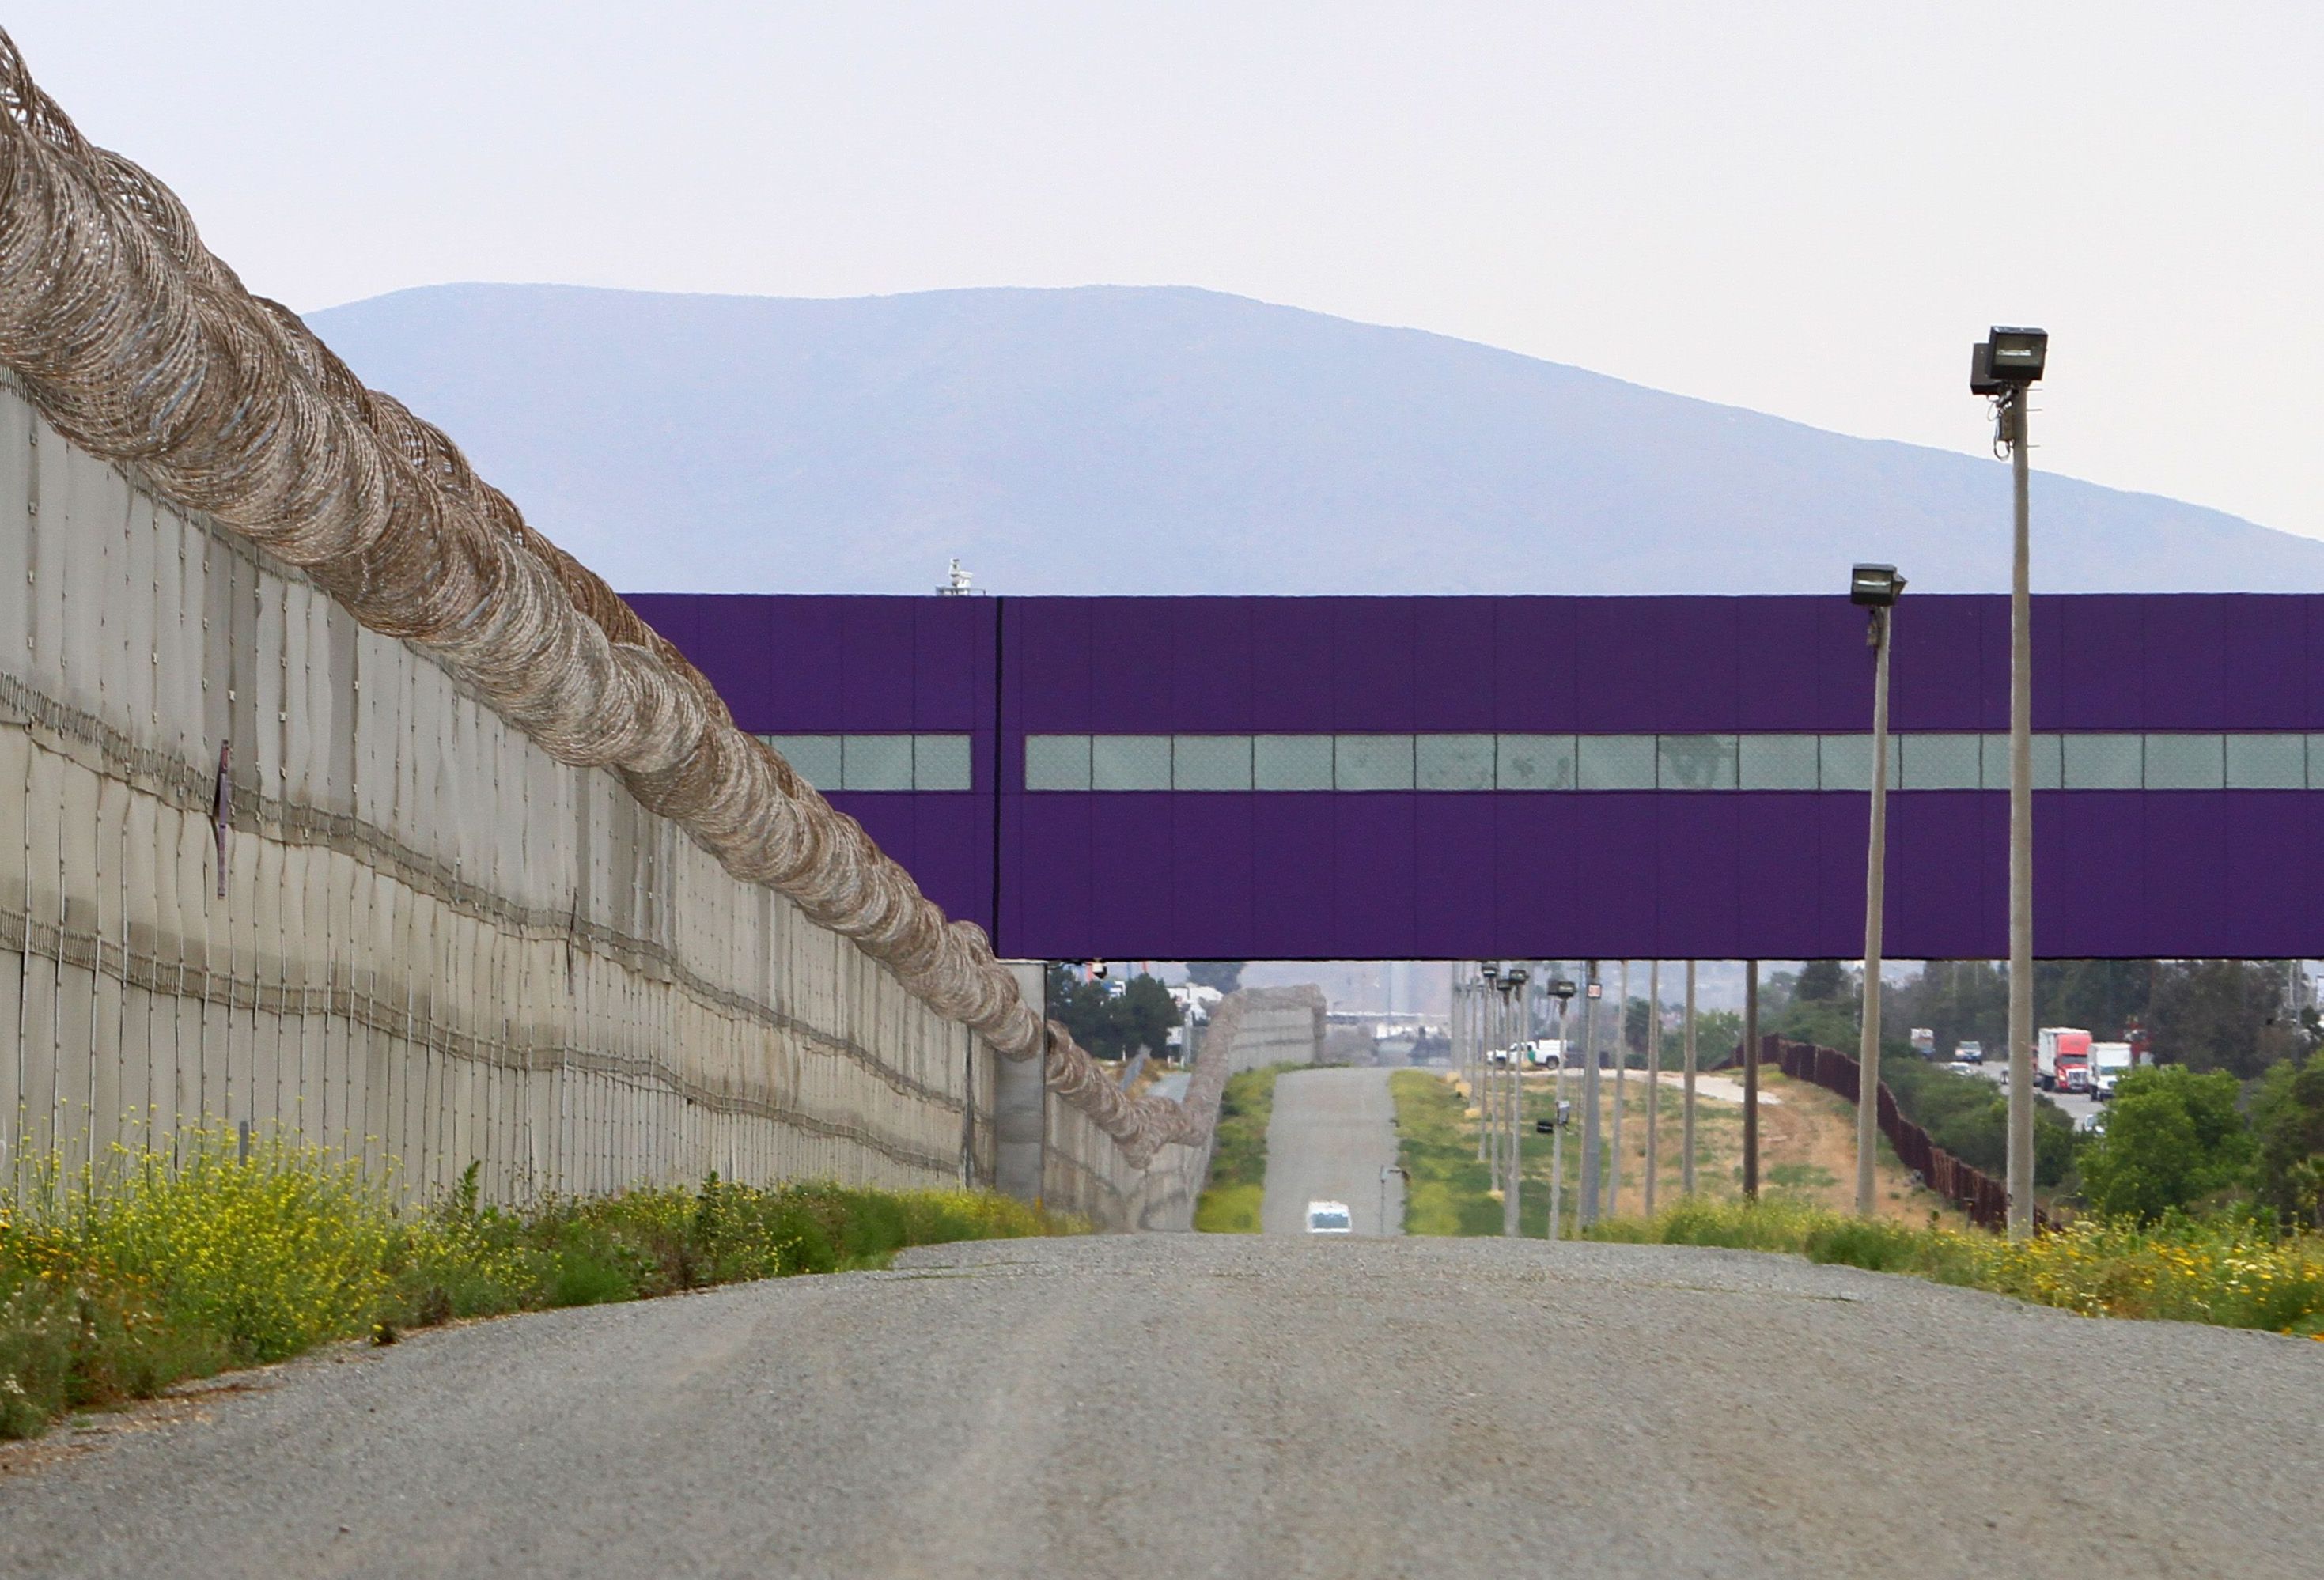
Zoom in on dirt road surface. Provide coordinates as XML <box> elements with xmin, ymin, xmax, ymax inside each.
<box><xmin>2</xmin><ymin>1236</ymin><xmax>2315</xmax><ymax>1579</ymax></box>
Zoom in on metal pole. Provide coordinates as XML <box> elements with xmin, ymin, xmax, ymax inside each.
<box><xmin>1580</xmin><ymin>962</ymin><xmax>1603</xmax><ymax>1227</ymax></box>
<box><xmin>1857</xmin><ymin>603</ymin><xmax>1894</xmax><ymax>1217</ymax></box>
<box><xmin>1503</xmin><ymin>982</ymin><xmax>1522</xmax><ymax>1238</ymax></box>
<box><xmin>1484</xmin><ymin>977</ymin><xmax>1500</xmax><ymax>1183</ymax></box>
<box><xmin>1611</xmin><ymin>959</ymin><xmax>1629</xmax><ymax>1217</ymax></box>
<box><xmin>1644</xmin><ymin>960</ymin><xmax>1661</xmax><ymax>1218</ymax></box>
<box><xmin>1743</xmin><ymin>960</ymin><xmax>1760</xmax><ymax>1200</ymax></box>
<box><xmin>1548</xmin><ymin>995</ymin><xmax>1568</xmax><ymax>1241</ymax></box>
<box><xmin>2007</xmin><ymin>391</ymin><xmax>2036</xmax><ymax>1239</ymax></box>
<box><xmin>1682</xmin><ymin>961</ymin><xmax>1698</xmax><ymax>1196</ymax></box>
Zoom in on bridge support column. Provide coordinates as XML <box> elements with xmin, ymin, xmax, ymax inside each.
<box><xmin>996</xmin><ymin>962</ymin><xmax>1050</xmax><ymax>1207</ymax></box>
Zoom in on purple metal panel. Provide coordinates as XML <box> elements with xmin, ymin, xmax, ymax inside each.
<box><xmin>1005</xmin><ymin>795</ymin><xmax>1094</xmax><ymax>958</ymax></box>
<box><xmin>2138</xmin><ymin>794</ymin><xmax>2232</xmax><ymax>956</ymax></box>
<box><xmin>1411</xmin><ymin>599</ymin><xmax>1497</xmax><ymax>731</ymax></box>
<box><xmin>625</xmin><ymin>592</ymin><xmax>699</xmax><ymax>662</ymax></box>
<box><xmin>1886</xmin><ymin>795</ymin><xmax>1989</xmax><ymax>959</ymax></box>
<box><xmin>1171</xmin><ymin>797</ymin><xmax>1255</xmax><ymax>959</ymax></box>
<box><xmin>1815</xmin><ymin>598</ymin><xmax>1877</xmax><ymax>734</ymax></box>
<box><xmin>1652</xmin><ymin>598</ymin><xmax>1739</xmax><ymax>731</ymax></box>
<box><xmin>1247</xmin><ymin>602</ymin><xmax>1336</xmax><ymax>732</ymax></box>
<box><xmin>911</xmin><ymin>598</ymin><xmax>987</xmax><ymax>729</ymax></box>
<box><xmin>2028</xmin><ymin>593</ymin><xmax>2069</xmax><ymax>732</ymax></box>
<box><xmin>764</xmin><ymin>596</ymin><xmax>847</xmax><ymax>731</ymax></box>
<box><xmin>2220</xmin><ymin>597</ymin><xmax>2310</xmax><ymax>730</ymax></box>
<box><xmin>1813</xmin><ymin>793</ymin><xmax>1869</xmax><ymax>951</ymax></box>
<box><xmin>1977</xmin><ymin>595</ymin><xmax>2010</xmax><ymax>733</ymax></box>
<box><xmin>2219</xmin><ymin>793</ymin><xmax>2311</xmax><ymax>956</ymax></box>
<box><xmin>1171</xmin><ymin>599</ymin><xmax>1255</xmax><ymax>731</ymax></box>
<box><xmin>1734</xmin><ymin>796</ymin><xmax>1833</xmax><ymax>959</ymax></box>
<box><xmin>908</xmin><ymin>794</ymin><xmax>996</xmax><ymax>936</ymax></box>
<box><xmin>1089</xmin><ymin>599</ymin><xmax>1177</xmax><ymax>728</ymax></box>
<box><xmin>2057</xmin><ymin>596</ymin><xmax>2145</xmax><ymax>729</ymax></box>
<box><xmin>1573</xmin><ymin>603</ymin><xmax>1656</xmax><ymax>731</ymax></box>
<box><xmin>629</xmin><ymin>592</ymin><xmax>2324</xmax><ymax>962</ymax></box>
<box><xmin>1730</xmin><ymin>597</ymin><xmax>1824</xmax><ymax>731</ymax></box>
<box><xmin>1414</xmin><ymin>797</ymin><xmax>1497</xmax><ymax>959</ymax></box>
<box><xmin>1492</xmin><ymin>599</ymin><xmax>1579</xmax><ymax>731</ymax></box>
<box><xmin>1563</xmin><ymin>796</ymin><xmax>1661</xmax><ymax>958</ymax></box>
<box><xmin>840</xmin><ymin>600</ymin><xmax>918</xmax><ymax>726</ymax></box>
<box><xmin>1088</xmin><ymin>795</ymin><xmax>1175</xmax><ymax>953</ymax></box>
<box><xmin>1492</xmin><ymin>796</ymin><xmax>1569</xmax><ymax>954</ymax></box>
<box><xmin>1333</xmin><ymin>599</ymin><xmax>1417</xmax><ymax>730</ymax></box>
<box><xmin>1012</xmin><ymin>599</ymin><xmax>1094</xmax><ymax>732</ymax></box>
<box><xmin>1890</xmin><ymin>597</ymin><xmax>1990</xmax><ymax>731</ymax></box>
<box><xmin>1250</xmin><ymin>796</ymin><xmax>1338</xmax><ymax>958</ymax></box>
<box><xmin>1333</xmin><ymin>796</ymin><xmax>1417</xmax><ymax>956</ymax></box>
<box><xmin>1655</xmin><ymin>796</ymin><xmax>1741</xmax><ymax>959</ymax></box>
<box><xmin>2307</xmin><ymin>601</ymin><xmax>2324</xmax><ymax>729</ymax></box>
<box><xmin>2140</xmin><ymin>596</ymin><xmax>2228</xmax><ymax>731</ymax></box>
<box><xmin>2038</xmin><ymin>794</ymin><xmax>2146</xmax><ymax>958</ymax></box>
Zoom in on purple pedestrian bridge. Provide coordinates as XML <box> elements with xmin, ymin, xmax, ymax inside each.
<box><xmin>627</xmin><ymin>593</ymin><xmax>2324</xmax><ymax>963</ymax></box>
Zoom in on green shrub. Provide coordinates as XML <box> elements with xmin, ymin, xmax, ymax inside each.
<box><xmin>1194</xmin><ymin>1065</ymin><xmax>1296</xmax><ymax>1232</ymax></box>
<box><xmin>1584</xmin><ymin>1197</ymin><xmax>2324</xmax><ymax>1334</ymax></box>
<box><xmin>2080</xmin><ymin>1065</ymin><xmax>2254</xmax><ymax>1223</ymax></box>
<box><xmin>2</xmin><ymin>1133</ymin><xmax>1083</xmax><ymax>1442</ymax></box>
<box><xmin>1389</xmin><ymin>1070</ymin><xmax>1510</xmax><ymax>1237</ymax></box>
<box><xmin>2252</xmin><ymin>1051</ymin><xmax>2324</xmax><ymax>1229</ymax></box>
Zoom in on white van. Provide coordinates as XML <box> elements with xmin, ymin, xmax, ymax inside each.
<box><xmin>1305</xmin><ymin>1200</ymin><xmax>1353</xmax><ymax>1234</ymax></box>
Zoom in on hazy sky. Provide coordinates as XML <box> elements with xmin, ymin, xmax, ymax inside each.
<box><xmin>9</xmin><ymin>3</ymin><xmax>2319</xmax><ymax>539</ymax></box>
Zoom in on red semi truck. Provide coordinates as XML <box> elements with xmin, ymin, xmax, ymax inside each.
<box><xmin>2037</xmin><ymin>1027</ymin><xmax>2093</xmax><ymax>1094</ymax></box>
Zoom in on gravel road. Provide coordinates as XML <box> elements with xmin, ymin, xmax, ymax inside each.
<box><xmin>1260</xmin><ymin>1065</ymin><xmax>1404</xmax><ymax>1236</ymax></box>
<box><xmin>3</xmin><ymin>1236</ymin><xmax>2315</xmax><ymax>1579</ymax></box>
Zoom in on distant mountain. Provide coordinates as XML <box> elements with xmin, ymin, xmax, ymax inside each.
<box><xmin>304</xmin><ymin>283</ymin><xmax>2324</xmax><ymax>595</ymax></box>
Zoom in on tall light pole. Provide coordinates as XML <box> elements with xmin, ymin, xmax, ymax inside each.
<box><xmin>1644</xmin><ymin>960</ymin><xmax>1662</xmax><ymax>1218</ymax></box>
<box><xmin>1851</xmin><ymin>564</ymin><xmax>1907</xmax><ymax>1217</ymax></box>
<box><xmin>1743</xmin><ymin>960</ymin><xmax>1760</xmax><ymax>1200</ymax></box>
<box><xmin>1479</xmin><ymin>961</ymin><xmax>1500</xmax><ymax>1176</ymax></box>
<box><xmin>1546</xmin><ymin>977</ymin><xmax>1577</xmax><ymax>1239</ymax></box>
<box><xmin>1681</xmin><ymin>961</ymin><xmax>1698</xmax><ymax>1196</ymax></box>
<box><xmin>1579</xmin><ymin>962</ymin><xmax>1603</xmax><ymax>1227</ymax></box>
<box><xmin>1974</xmin><ymin>327</ymin><xmax>2049</xmax><ymax>1239</ymax></box>
<box><xmin>1610</xmin><ymin>960</ymin><xmax>1629</xmax><ymax>1216</ymax></box>
<box><xmin>1501</xmin><ymin>965</ymin><xmax>1530</xmax><ymax>1238</ymax></box>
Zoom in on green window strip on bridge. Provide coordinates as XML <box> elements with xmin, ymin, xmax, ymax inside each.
<box><xmin>754</xmin><ymin>734</ymin><xmax>973</xmax><ymax>792</ymax></box>
<box><xmin>1020</xmin><ymin>731</ymin><xmax>2324</xmax><ymax>794</ymax></box>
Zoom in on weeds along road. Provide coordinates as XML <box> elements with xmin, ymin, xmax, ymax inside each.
<box><xmin>1260</xmin><ymin>1065</ymin><xmax>1404</xmax><ymax>1236</ymax></box>
<box><xmin>4</xmin><ymin>1238</ymin><xmax>2318</xmax><ymax>1579</ymax></box>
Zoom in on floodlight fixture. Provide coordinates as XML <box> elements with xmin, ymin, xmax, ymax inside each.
<box><xmin>1969</xmin><ymin>341</ymin><xmax>2005</xmax><ymax>396</ymax></box>
<box><xmin>1987</xmin><ymin>326</ymin><xmax>2047</xmax><ymax>383</ymax></box>
<box><xmin>1480</xmin><ymin>961</ymin><xmax>1501</xmax><ymax>984</ymax></box>
<box><xmin>1849</xmin><ymin>564</ymin><xmax>1907</xmax><ymax>609</ymax></box>
<box><xmin>1505</xmin><ymin>966</ymin><xmax>1531</xmax><ymax>990</ymax></box>
<box><xmin>1549</xmin><ymin>977</ymin><xmax>1578</xmax><ymax>1002</ymax></box>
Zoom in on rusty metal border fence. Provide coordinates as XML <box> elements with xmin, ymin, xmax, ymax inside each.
<box><xmin>1713</xmin><ymin>1034</ymin><xmax>2021</xmax><ymax>1230</ymax></box>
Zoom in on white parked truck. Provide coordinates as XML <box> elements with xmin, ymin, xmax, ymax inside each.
<box><xmin>2037</xmin><ymin>1027</ymin><xmax>2094</xmax><ymax>1094</ymax></box>
<box><xmin>1520</xmin><ymin>1038</ymin><xmax>1569</xmax><ymax>1070</ymax></box>
<box><xmin>2089</xmin><ymin>1040</ymin><xmax>2134</xmax><ymax>1099</ymax></box>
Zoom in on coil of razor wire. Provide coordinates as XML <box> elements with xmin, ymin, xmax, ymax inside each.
<box><xmin>0</xmin><ymin>29</ymin><xmax>1218</xmax><ymax>1167</ymax></box>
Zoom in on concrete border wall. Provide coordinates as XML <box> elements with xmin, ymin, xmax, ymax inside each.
<box><xmin>996</xmin><ymin>962</ymin><xmax>1208</xmax><ymax>1230</ymax></box>
<box><xmin>0</xmin><ymin>376</ymin><xmax>1168</xmax><ymax>1206</ymax></box>
<box><xmin>1220</xmin><ymin>987</ymin><xmax>1327</xmax><ymax>1075</ymax></box>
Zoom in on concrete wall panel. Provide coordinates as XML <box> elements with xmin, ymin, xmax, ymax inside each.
<box><xmin>0</xmin><ymin>377</ymin><xmax>1165</xmax><ymax>1211</ymax></box>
